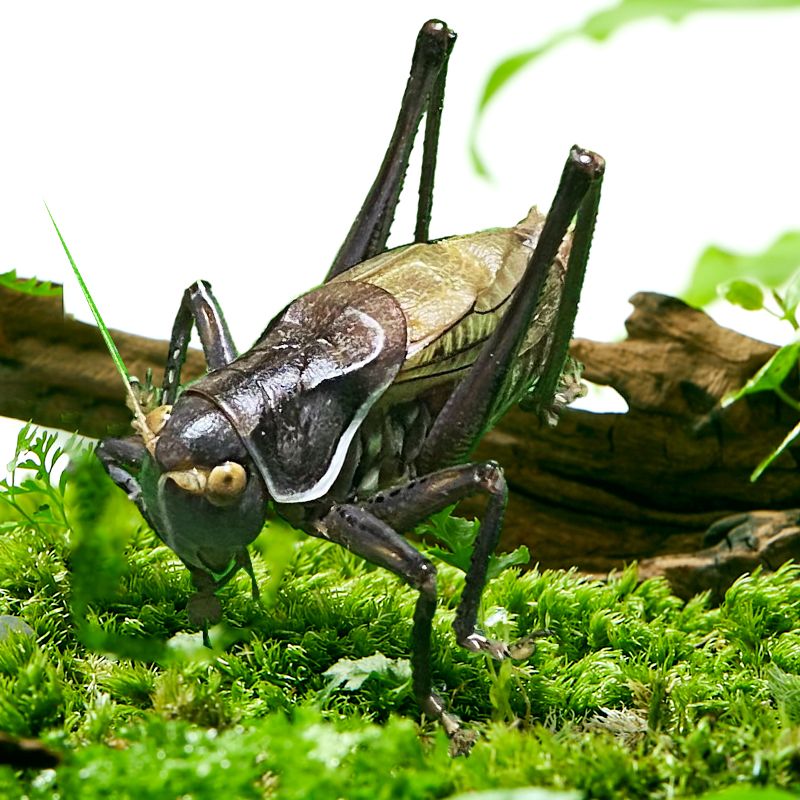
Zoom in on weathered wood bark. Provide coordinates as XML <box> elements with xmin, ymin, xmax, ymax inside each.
<box><xmin>472</xmin><ymin>293</ymin><xmax>800</xmax><ymax>584</ymax></box>
<box><xmin>0</xmin><ymin>284</ymin><xmax>205</xmax><ymax>436</ymax></box>
<box><xmin>2</xmin><ymin>282</ymin><xmax>799</xmax><ymax>597</ymax></box>
<box><xmin>632</xmin><ymin>509</ymin><xmax>800</xmax><ymax>602</ymax></box>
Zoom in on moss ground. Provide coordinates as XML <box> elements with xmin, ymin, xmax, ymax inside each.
<box><xmin>0</xmin><ymin>428</ymin><xmax>798</xmax><ymax>799</ymax></box>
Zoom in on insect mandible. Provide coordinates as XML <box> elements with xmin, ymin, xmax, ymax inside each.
<box><xmin>96</xmin><ymin>19</ymin><xmax>605</xmax><ymax>740</ymax></box>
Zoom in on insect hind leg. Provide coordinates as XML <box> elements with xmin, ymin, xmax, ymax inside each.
<box><xmin>326</xmin><ymin>20</ymin><xmax>456</xmax><ymax>279</ymax></box>
<box><xmin>418</xmin><ymin>146</ymin><xmax>605</xmax><ymax>470</ymax></box>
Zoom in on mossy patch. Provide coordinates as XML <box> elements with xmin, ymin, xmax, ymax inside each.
<box><xmin>0</xmin><ymin>428</ymin><xmax>799</xmax><ymax>798</ymax></box>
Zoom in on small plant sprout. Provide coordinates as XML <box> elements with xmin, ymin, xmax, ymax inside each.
<box><xmin>719</xmin><ymin>272</ymin><xmax>800</xmax><ymax>480</ymax></box>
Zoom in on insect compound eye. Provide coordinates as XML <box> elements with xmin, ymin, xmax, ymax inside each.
<box><xmin>145</xmin><ymin>404</ymin><xmax>173</xmax><ymax>436</ymax></box>
<box><xmin>206</xmin><ymin>462</ymin><xmax>248</xmax><ymax>507</ymax></box>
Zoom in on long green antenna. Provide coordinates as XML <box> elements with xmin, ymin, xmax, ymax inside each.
<box><xmin>45</xmin><ymin>204</ymin><xmax>152</xmax><ymax>443</ymax></box>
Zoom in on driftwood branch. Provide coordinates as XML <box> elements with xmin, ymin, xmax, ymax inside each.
<box><xmin>0</xmin><ymin>285</ymin><xmax>205</xmax><ymax>436</ymax></box>
<box><xmin>2</xmin><ymin>283</ymin><xmax>799</xmax><ymax>598</ymax></box>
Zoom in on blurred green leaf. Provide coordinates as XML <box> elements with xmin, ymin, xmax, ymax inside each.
<box><xmin>780</xmin><ymin>270</ymin><xmax>800</xmax><ymax>321</ymax></box>
<box><xmin>446</xmin><ymin>789</ymin><xmax>580</xmax><ymax>800</ymax></box>
<box><xmin>471</xmin><ymin>0</ymin><xmax>800</xmax><ymax>176</ymax></box>
<box><xmin>78</xmin><ymin>626</ymin><xmax>167</xmax><ymax>662</ymax></box>
<box><xmin>65</xmin><ymin>451</ymin><xmax>136</xmax><ymax>615</ymax></box>
<box><xmin>683</xmin><ymin>232</ymin><xmax>800</xmax><ymax>308</ymax></box>
<box><xmin>696</xmin><ymin>786</ymin><xmax>800</xmax><ymax>800</ymax></box>
<box><xmin>722</xmin><ymin>341</ymin><xmax>800</xmax><ymax>406</ymax></box>
<box><xmin>720</xmin><ymin>279</ymin><xmax>764</xmax><ymax>310</ymax></box>
<box><xmin>251</xmin><ymin>516</ymin><xmax>304</xmax><ymax>607</ymax></box>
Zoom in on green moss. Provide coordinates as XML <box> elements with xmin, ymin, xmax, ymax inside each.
<box><xmin>0</xmin><ymin>432</ymin><xmax>799</xmax><ymax>797</ymax></box>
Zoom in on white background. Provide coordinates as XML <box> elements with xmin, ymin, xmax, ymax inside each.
<box><xmin>2</xmin><ymin>1</ymin><xmax>800</xmax><ymax>462</ymax></box>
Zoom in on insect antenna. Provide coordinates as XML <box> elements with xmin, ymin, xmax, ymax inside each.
<box><xmin>45</xmin><ymin>205</ymin><xmax>155</xmax><ymax>447</ymax></box>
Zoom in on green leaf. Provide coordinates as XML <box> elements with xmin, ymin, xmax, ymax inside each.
<box><xmin>766</xmin><ymin>663</ymin><xmax>800</xmax><ymax>725</ymax></box>
<box><xmin>751</xmin><ymin>416</ymin><xmax>800</xmax><ymax>480</ymax></box>
<box><xmin>683</xmin><ymin>232</ymin><xmax>800</xmax><ymax>308</ymax></box>
<box><xmin>322</xmin><ymin>652</ymin><xmax>411</xmax><ymax>692</ymax></box>
<box><xmin>417</xmin><ymin>507</ymin><xmax>530</xmax><ymax>579</ymax></box>
<box><xmin>45</xmin><ymin>207</ymin><xmax>132</xmax><ymax>384</ymax></box>
<box><xmin>418</xmin><ymin>507</ymin><xmax>480</xmax><ymax>573</ymax></box>
<box><xmin>719</xmin><ymin>279</ymin><xmax>764</xmax><ymax>310</ymax></box>
<box><xmin>487</xmin><ymin>546</ymin><xmax>530</xmax><ymax>581</ymax></box>
<box><xmin>0</xmin><ymin>425</ymin><xmax>72</xmax><ymax>529</ymax></box>
<box><xmin>471</xmin><ymin>1</ymin><xmax>800</xmax><ymax>177</ymax></box>
<box><xmin>722</xmin><ymin>341</ymin><xmax>800</xmax><ymax>406</ymax></box>
<box><xmin>0</xmin><ymin>269</ymin><xmax>62</xmax><ymax>297</ymax></box>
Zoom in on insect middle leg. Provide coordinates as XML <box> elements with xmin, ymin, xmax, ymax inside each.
<box><xmin>312</xmin><ymin>503</ymin><xmax>460</xmax><ymax>735</ymax></box>
<box><xmin>362</xmin><ymin>461</ymin><xmax>510</xmax><ymax>657</ymax></box>
<box><xmin>313</xmin><ymin>460</ymin><xmax>509</xmax><ymax>731</ymax></box>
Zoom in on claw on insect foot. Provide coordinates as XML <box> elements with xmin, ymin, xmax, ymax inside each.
<box><xmin>459</xmin><ymin>632</ymin><xmax>511</xmax><ymax>660</ymax></box>
<box><xmin>421</xmin><ymin>695</ymin><xmax>478</xmax><ymax>756</ymax></box>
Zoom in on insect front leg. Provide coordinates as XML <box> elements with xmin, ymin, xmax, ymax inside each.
<box><xmin>162</xmin><ymin>280</ymin><xmax>238</xmax><ymax>403</ymax></box>
<box><xmin>99</xmin><ymin>279</ymin><xmax>247</xmax><ymax>644</ymax></box>
<box><xmin>311</xmin><ymin>504</ymin><xmax>462</xmax><ymax>738</ymax></box>
<box><xmin>95</xmin><ymin>436</ymin><xmax>148</xmax><ymax>515</ymax></box>
<box><xmin>184</xmin><ymin>549</ymin><xmax>259</xmax><ymax>648</ymax></box>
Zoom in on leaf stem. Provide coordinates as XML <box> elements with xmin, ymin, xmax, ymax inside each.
<box><xmin>774</xmin><ymin>386</ymin><xmax>800</xmax><ymax>413</ymax></box>
<box><xmin>45</xmin><ymin>205</ymin><xmax>153</xmax><ymax>445</ymax></box>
